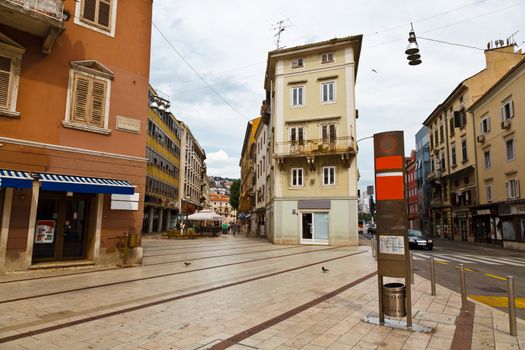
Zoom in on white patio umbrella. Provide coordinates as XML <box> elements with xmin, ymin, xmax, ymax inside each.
<box><xmin>187</xmin><ymin>209</ymin><xmax>224</xmax><ymax>221</ymax></box>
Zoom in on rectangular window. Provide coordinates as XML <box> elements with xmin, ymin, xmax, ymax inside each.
<box><xmin>486</xmin><ymin>184</ymin><xmax>493</xmax><ymax>202</ymax></box>
<box><xmin>70</xmin><ymin>72</ymin><xmax>108</xmax><ymax>128</ymax></box>
<box><xmin>480</xmin><ymin>116</ymin><xmax>491</xmax><ymax>134</ymax></box>
<box><xmin>321</xmin><ymin>52</ymin><xmax>334</xmax><ymax>63</ymax></box>
<box><xmin>434</xmin><ymin>130</ymin><xmax>438</xmax><ymax>146</ymax></box>
<box><xmin>291</xmin><ymin>86</ymin><xmax>304</xmax><ymax>106</ymax></box>
<box><xmin>461</xmin><ymin>138</ymin><xmax>468</xmax><ymax>161</ymax></box>
<box><xmin>439</xmin><ymin>125</ymin><xmax>444</xmax><ymax>143</ymax></box>
<box><xmin>430</xmin><ymin>133</ymin><xmax>434</xmax><ymax>149</ymax></box>
<box><xmin>484</xmin><ymin>151</ymin><xmax>491</xmax><ymax>169</ymax></box>
<box><xmin>0</xmin><ymin>55</ymin><xmax>12</xmax><ymax>109</ymax></box>
<box><xmin>290</xmin><ymin>126</ymin><xmax>305</xmax><ymax>145</ymax></box>
<box><xmin>322</xmin><ymin>166</ymin><xmax>336</xmax><ymax>186</ymax></box>
<box><xmin>291</xmin><ymin>58</ymin><xmax>304</xmax><ymax>68</ymax></box>
<box><xmin>440</xmin><ymin>151</ymin><xmax>445</xmax><ymax>171</ymax></box>
<box><xmin>501</xmin><ymin>99</ymin><xmax>514</xmax><ymax>121</ymax></box>
<box><xmin>449</xmin><ymin>118</ymin><xmax>455</xmax><ymax>136</ymax></box>
<box><xmin>506</xmin><ymin>179</ymin><xmax>520</xmax><ymax>199</ymax></box>
<box><xmin>321</xmin><ymin>81</ymin><xmax>335</xmax><ymax>103</ymax></box>
<box><xmin>81</xmin><ymin>0</ymin><xmax>112</xmax><ymax>30</ymax></box>
<box><xmin>506</xmin><ymin>139</ymin><xmax>515</xmax><ymax>160</ymax></box>
<box><xmin>321</xmin><ymin>123</ymin><xmax>336</xmax><ymax>144</ymax></box>
<box><xmin>291</xmin><ymin>168</ymin><xmax>304</xmax><ymax>187</ymax></box>
<box><xmin>451</xmin><ymin>146</ymin><xmax>457</xmax><ymax>166</ymax></box>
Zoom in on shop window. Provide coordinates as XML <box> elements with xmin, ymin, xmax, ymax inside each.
<box><xmin>502</xmin><ymin>220</ymin><xmax>516</xmax><ymax>240</ymax></box>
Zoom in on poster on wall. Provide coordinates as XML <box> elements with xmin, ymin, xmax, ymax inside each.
<box><xmin>35</xmin><ymin>220</ymin><xmax>55</xmax><ymax>244</ymax></box>
<box><xmin>379</xmin><ymin>235</ymin><xmax>405</xmax><ymax>255</ymax></box>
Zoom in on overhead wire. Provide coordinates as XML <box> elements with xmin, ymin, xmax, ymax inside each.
<box><xmin>152</xmin><ymin>22</ymin><xmax>250</xmax><ymax>122</ymax></box>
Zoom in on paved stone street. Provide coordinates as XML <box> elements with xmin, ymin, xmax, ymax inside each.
<box><xmin>0</xmin><ymin>236</ymin><xmax>524</xmax><ymax>349</ymax></box>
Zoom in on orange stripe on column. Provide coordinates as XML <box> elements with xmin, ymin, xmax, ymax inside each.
<box><xmin>376</xmin><ymin>175</ymin><xmax>404</xmax><ymax>200</ymax></box>
<box><xmin>375</xmin><ymin>156</ymin><xmax>403</xmax><ymax>170</ymax></box>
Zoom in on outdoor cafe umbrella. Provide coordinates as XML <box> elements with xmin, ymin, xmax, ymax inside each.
<box><xmin>187</xmin><ymin>209</ymin><xmax>224</xmax><ymax>221</ymax></box>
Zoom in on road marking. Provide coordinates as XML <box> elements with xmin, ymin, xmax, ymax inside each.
<box><xmin>469</xmin><ymin>295</ymin><xmax>525</xmax><ymax>308</ymax></box>
<box><xmin>413</xmin><ymin>254</ymin><xmax>448</xmax><ymax>263</ymax></box>
<box><xmin>465</xmin><ymin>255</ymin><xmax>522</xmax><ymax>266</ymax></box>
<box><xmin>484</xmin><ymin>273</ymin><xmax>507</xmax><ymax>281</ymax></box>
<box><xmin>463</xmin><ymin>267</ymin><xmax>475</xmax><ymax>272</ymax></box>
<box><xmin>455</xmin><ymin>255</ymin><xmax>502</xmax><ymax>265</ymax></box>
<box><xmin>435</xmin><ymin>260</ymin><xmax>448</xmax><ymax>265</ymax></box>
<box><xmin>494</xmin><ymin>257</ymin><xmax>525</xmax><ymax>266</ymax></box>
<box><xmin>434</xmin><ymin>254</ymin><xmax>474</xmax><ymax>264</ymax></box>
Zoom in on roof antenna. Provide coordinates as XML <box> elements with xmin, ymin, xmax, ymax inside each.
<box><xmin>271</xmin><ymin>19</ymin><xmax>292</xmax><ymax>50</ymax></box>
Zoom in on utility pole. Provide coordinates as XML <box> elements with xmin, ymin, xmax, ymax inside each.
<box><xmin>271</xmin><ymin>19</ymin><xmax>292</xmax><ymax>50</ymax></box>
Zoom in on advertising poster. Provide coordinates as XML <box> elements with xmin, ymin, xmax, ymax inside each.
<box><xmin>35</xmin><ymin>220</ymin><xmax>56</xmax><ymax>244</ymax></box>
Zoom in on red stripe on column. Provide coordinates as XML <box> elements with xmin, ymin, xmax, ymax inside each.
<box><xmin>375</xmin><ymin>156</ymin><xmax>403</xmax><ymax>170</ymax></box>
<box><xmin>376</xmin><ymin>175</ymin><xmax>404</xmax><ymax>200</ymax></box>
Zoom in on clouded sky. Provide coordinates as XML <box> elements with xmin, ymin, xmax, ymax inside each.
<box><xmin>150</xmin><ymin>0</ymin><xmax>525</xmax><ymax>190</ymax></box>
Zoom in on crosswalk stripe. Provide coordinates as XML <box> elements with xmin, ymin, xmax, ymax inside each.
<box><xmin>497</xmin><ymin>257</ymin><xmax>525</xmax><ymax>264</ymax></box>
<box><xmin>434</xmin><ymin>254</ymin><xmax>476</xmax><ymax>264</ymax></box>
<box><xmin>454</xmin><ymin>255</ymin><xmax>502</xmax><ymax>265</ymax></box>
<box><xmin>466</xmin><ymin>255</ymin><xmax>523</xmax><ymax>266</ymax></box>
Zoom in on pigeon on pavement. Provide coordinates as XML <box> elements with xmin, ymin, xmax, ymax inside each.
<box><xmin>184</xmin><ymin>262</ymin><xmax>191</xmax><ymax>266</ymax></box>
<box><xmin>322</xmin><ymin>266</ymin><xmax>329</xmax><ymax>272</ymax></box>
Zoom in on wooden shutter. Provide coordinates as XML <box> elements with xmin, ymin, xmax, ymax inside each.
<box><xmin>89</xmin><ymin>79</ymin><xmax>107</xmax><ymax>127</ymax></box>
<box><xmin>82</xmin><ymin>0</ymin><xmax>97</xmax><ymax>22</ymax></box>
<box><xmin>0</xmin><ymin>56</ymin><xmax>11</xmax><ymax>108</ymax></box>
<box><xmin>298</xmin><ymin>127</ymin><xmax>304</xmax><ymax>145</ymax></box>
<box><xmin>329</xmin><ymin>124</ymin><xmax>336</xmax><ymax>143</ymax></box>
<box><xmin>72</xmin><ymin>74</ymin><xmax>90</xmax><ymax>122</ymax></box>
<box><xmin>98</xmin><ymin>0</ymin><xmax>111</xmax><ymax>27</ymax></box>
<box><xmin>290</xmin><ymin>127</ymin><xmax>297</xmax><ymax>143</ymax></box>
<box><xmin>321</xmin><ymin>125</ymin><xmax>328</xmax><ymax>142</ymax></box>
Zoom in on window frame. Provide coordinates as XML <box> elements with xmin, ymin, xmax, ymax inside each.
<box><xmin>291</xmin><ymin>168</ymin><xmax>304</xmax><ymax>188</ymax></box>
<box><xmin>461</xmin><ymin>138</ymin><xmax>468</xmax><ymax>162</ymax></box>
<box><xmin>501</xmin><ymin>99</ymin><xmax>514</xmax><ymax>121</ymax></box>
<box><xmin>63</xmin><ymin>65</ymin><xmax>113</xmax><ymax>135</ymax></box>
<box><xmin>506</xmin><ymin>178</ymin><xmax>520</xmax><ymax>199</ymax></box>
<box><xmin>451</xmin><ymin>145</ymin><xmax>457</xmax><ymax>167</ymax></box>
<box><xmin>0</xmin><ymin>38</ymin><xmax>25</xmax><ymax>119</ymax></box>
<box><xmin>320</xmin><ymin>123</ymin><xmax>337</xmax><ymax>144</ymax></box>
<box><xmin>484</xmin><ymin>150</ymin><xmax>491</xmax><ymax>169</ymax></box>
<box><xmin>480</xmin><ymin>115</ymin><xmax>491</xmax><ymax>135</ymax></box>
<box><xmin>320</xmin><ymin>81</ymin><xmax>336</xmax><ymax>104</ymax></box>
<box><xmin>291</xmin><ymin>86</ymin><xmax>305</xmax><ymax>107</ymax></box>
<box><xmin>321</xmin><ymin>166</ymin><xmax>336</xmax><ymax>186</ymax></box>
<box><xmin>291</xmin><ymin>57</ymin><xmax>304</xmax><ymax>69</ymax></box>
<box><xmin>320</xmin><ymin>52</ymin><xmax>335</xmax><ymax>64</ymax></box>
<box><xmin>486</xmin><ymin>183</ymin><xmax>493</xmax><ymax>202</ymax></box>
<box><xmin>506</xmin><ymin>138</ymin><xmax>515</xmax><ymax>161</ymax></box>
<box><xmin>74</xmin><ymin>0</ymin><xmax>118</xmax><ymax>38</ymax></box>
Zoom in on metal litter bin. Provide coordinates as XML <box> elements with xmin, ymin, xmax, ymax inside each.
<box><xmin>382</xmin><ymin>282</ymin><xmax>406</xmax><ymax>317</ymax></box>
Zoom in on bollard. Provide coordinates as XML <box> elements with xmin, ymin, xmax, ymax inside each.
<box><xmin>372</xmin><ymin>236</ymin><xmax>377</xmax><ymax>260</ymax></box>
<box><xmin>430</xmin><ymin>257</ymin><xmax>436</xmax><ymax>296</ymax></box>
<box><xmin>508</xmin><ymin>276</ymin><xmax>517</xmax><ymax>336</ymax></box>
<box><xmin>410</xmin><ymin>251</ymin><xmax>414</xmax><ymax>285</ymax></box>
<box><xmin>458</xmin><ymin>264</ymin><xmax>467</xmax><ymax>311</ymax></box>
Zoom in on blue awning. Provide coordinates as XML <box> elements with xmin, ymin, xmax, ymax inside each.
<box><xmin>38</xmin><ymin>173</ymin><xmax>135</xmax><ymax>195</ymax></box>
<box><xmin>0</xmin><ymin>169</ymin><xmax>33</xmax><ymax>189</ymax></box>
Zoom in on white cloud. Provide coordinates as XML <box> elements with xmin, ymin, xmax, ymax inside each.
<box><xmin>206</xmin><ymin>150</ymin><xmax>240</xmax><ymax>179</ymax></box>
<box><xmin>150</xmin><ymin>0</ymin><xmax>525</xmax><ymax>187</ymax></box>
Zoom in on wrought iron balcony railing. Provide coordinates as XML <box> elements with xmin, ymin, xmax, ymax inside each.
<box><xmin>274</xmin><ymin>136</ymin><xmax>355</xmax><ymax>157</ymax></box>
<box><xmin>5</xmin><ymin>0</ymin><xmax>64</xmax><ymax>20</ymax></box>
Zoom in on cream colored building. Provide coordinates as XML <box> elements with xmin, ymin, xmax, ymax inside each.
<box><xmin>264</xmin><ymin>36</ymin><xmax>362</xmax><ymax>245</ymax></box>
<box><xmin>253</xmin><ymin>119</ymin><xmax>270</xmax><ymax>238</ymax></box>
<box><xmin>423</xmin><ymin>45</ymin><xmax>522</xmax><ymax>242</ymax></box>
<box><xmin>470</xmin><ymin>57</ymin><xmax>525</xmax><ymax>251</ymax></box>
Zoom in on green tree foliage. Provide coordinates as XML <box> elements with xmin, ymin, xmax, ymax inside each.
<box><xmin>229</xmin><ymin>179</ymin><xmax>240</xmax><ymax>210</ymax></box>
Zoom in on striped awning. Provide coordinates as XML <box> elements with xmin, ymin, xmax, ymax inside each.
<box><xmin>38</xmin><ymin>173</ymin><xmax>135</xmax><ymax>195</ymax></box>
<box><xmin>0</xmin><ymin>169</ymin><xmax>33</xmax><ymax>188</ymax></box>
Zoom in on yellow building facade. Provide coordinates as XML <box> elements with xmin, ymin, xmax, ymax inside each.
<box><xmin>264</xmin><ymin>36</ymin><xmax>362</xmax><ymax>245</ymax></box>
<box><xmin>470</xmin><ymin>57</ymin><xmax>525</xmax><ymax>250</ymax></box>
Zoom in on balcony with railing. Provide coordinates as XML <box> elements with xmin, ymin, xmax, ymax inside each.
<box><xmin>274</xmin><ymin>136</ymin><xmax>356</xmax><ymax>169</ymax></box>
<box><xmin>0</xmin><ymin>0</ymin><xmax>65</xmax><ymax>53</ymax></box>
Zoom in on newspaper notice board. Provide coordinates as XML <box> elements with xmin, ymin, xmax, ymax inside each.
<box><xmin>35</xmin><ymin>220</ymin><xmax>56</xmax><ymax>244</ymax></box>
<box><xmin>379</xmin><ymin>235</ymin><xmax>405</xmax><ymax>255</ymax></box>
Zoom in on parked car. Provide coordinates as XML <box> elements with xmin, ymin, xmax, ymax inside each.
<box><xmin>367</xmin><ymin>224</ymin><xmax>376</xmax><ymax>235</ymax></box>
<box><xmin>408</xmin><ymin>229</ymin><xmax>433</xmax><ymax>250</ymax></box>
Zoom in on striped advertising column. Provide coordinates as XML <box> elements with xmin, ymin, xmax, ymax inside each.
<box><xmin>373</xmin><ymin>131</ymin><xmax>412</xmax><ymax>326</ymax></box>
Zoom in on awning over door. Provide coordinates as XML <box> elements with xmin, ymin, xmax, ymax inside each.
<box><xmin>0</xmin><ymin>169</ymin><xmax>33</xmax><ymax>188</ymax></box>
<box><xmin>38</xmin><ymin>173</ymin><xmax>135</xmax><ymax>195</ymax></box>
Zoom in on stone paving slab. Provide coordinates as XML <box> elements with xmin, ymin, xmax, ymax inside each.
<box><xmin>0</xmin><ymin>236</ymin><xmax>523</xmax><ymax>349</ymax></box>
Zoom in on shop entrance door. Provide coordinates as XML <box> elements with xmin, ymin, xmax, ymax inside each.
<box><xmin>301</xmin><ymin>212</ymin><xmax>329</xmax><ymax>244</ymax></box>
<box><xmin>33</xmin><ymin>195</ymin><xmax>90</xmax><ymax>262</ymax></box>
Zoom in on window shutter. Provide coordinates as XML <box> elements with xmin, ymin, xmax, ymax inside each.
<box><xmin>98</xmin><ymin>0</ymin><xmax>111</xmax><ymax>27</ymax></box>
<box><xmin>0</xmin><ymin>56</ymin><xmax>11</xmax><ymax>108</ymax></box>
<box><xmin>329</xmin><ymin>124</ymin><xmax>336</xmax><ymax>142</ymax></box>
<box><xmin>298</xmin><ymin>127</ymin><xmax>304</xmax><ymax>144</ymax></box>
<box><xmin>90</xmin><ymin>79</ymin><xmax>106</xmax><ymax>127</ymax></box>
<box><xmin>501</xmin><ymin>105</ymin><xmax>505</xmax><ymax>121</ymax></box>
<box><xmin>517</xmin><ymin>180</ymin><xmax>521</xmax><ymax>197</ymax></box>
<box><xmin>72</xmin><ymin>74</ymin><xmax>90</xmax><ymax>122</ymax></box>
<box><xmin>322</xmin><ymin>125</ymin><xmax>328</xmax><ymax>142</ymax></box>
<box><xmin>454</xmin><ymin>111</ymin><xmax>461</xmax><ymax>128</ymax></box>
<box><xmin>83</xmin><ymin>0</ymin><xmax>97</xmax><ymax>22</ymax></box>
<box><xmin>505</xmin><ymin>181</ymin><xmax>509</xmax><ymax>199</ymax></box>
<box><xmin>509</xmin><ymin>100</ymin><xmax>514</xmax><ymax>118</ymax></box>
<box><xmin>290</xmin><ymin>127</ymin><xmax>296</xmax><ymax>143</ymax></box>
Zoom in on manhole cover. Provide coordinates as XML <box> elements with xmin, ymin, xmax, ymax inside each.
<box><xmin>478</xmin><ymin>286</ymin><xmax>507</xmax><ymax>293</ymax></box>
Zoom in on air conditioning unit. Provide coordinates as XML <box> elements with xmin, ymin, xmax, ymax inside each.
<box><xmin>477</xmin><ymin>135</ymin><xmax>485</xmax><ymax>143</ymax></box>
<box><xmin>501</xmin><ymin>120</ymin><xmax>511</xmax><ymax>129</ymax></box>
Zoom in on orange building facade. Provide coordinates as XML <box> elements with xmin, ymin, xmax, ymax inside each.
<box><xmin>0</xmin><ymin>0</ymin><xmax>152</xmax><ymax>271</ymax></box>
